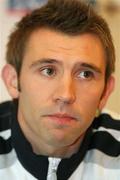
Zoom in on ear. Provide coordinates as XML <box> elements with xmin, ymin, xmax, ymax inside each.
<box><xmin>98</xmin><ymin>75</ymin><xmax>115</xmax><ymax>110</ymax></box>
<box><xmin>2</xmin><ymin>64</ymin><xmax>19</xmax><ymax>99</ymax></box>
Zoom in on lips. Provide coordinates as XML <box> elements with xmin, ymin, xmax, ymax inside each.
<box><xmin>49</xmin><ymin>113</ymin><xmax>76</xmax><ymax>119</ymax></box>
<box><xmin>46</xmin><ymin>113</ymin><xmax>76</xmax><ymax>124</ymax></box>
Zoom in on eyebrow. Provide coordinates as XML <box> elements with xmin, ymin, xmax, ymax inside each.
<box><xmin>30</xmin><ymin>58</ymin><xmax>102</xmax><ymax>74</ymax></box>
<box><xmin>77</xmin><ymin>62</ymin><xmax>102</xmax><ymax>74</ymax></box>
<box><xmin>30</xmin><ymin>58</ymin><xmax>62</xmax><ymax>68</ymax></box>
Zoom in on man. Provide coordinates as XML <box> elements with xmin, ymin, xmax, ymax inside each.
<box><xmin>0</xmin><ymin>0</ymin><xmax>120</xmax><ymax>179</ymax></box>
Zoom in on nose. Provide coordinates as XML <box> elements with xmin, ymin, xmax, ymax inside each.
<box><xmin>53</xmin><ymin>77</ymin><xmax>76</xmax><ymax>105</ymax></box>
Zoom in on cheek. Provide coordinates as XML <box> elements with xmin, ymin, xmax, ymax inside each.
<box><xmin>77</xmin><ymin>81</ymin><xmax>105</xmax><ymax>105</ymax></box>
<box><xmin>76</xmin><ymin>85</ymin><xmax>104</xmax><ymax>116</ymax></box>
<box><xmin>20</xmin><ymin>77</ymin><xmax>53</xmax><ymax>103</ymax></box>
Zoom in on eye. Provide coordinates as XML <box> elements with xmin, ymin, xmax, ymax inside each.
<box><xmin>77</xmin><ymin>71</ymin><xmax>94</xmax><ymax>80</ymax></box>
<box><xmin>40</xmin><ymin>67</ymin><xmax>56</xmax><ymax>77</ymax></box>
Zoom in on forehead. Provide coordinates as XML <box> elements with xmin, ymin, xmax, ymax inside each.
<box><xmin>23</xmin><ymin>28</ymin><xmax>106</xmax><ymax>69</ymax></box>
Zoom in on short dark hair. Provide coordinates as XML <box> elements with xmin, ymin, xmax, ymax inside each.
<box><xmin>6</xmin><ymin>0</ymin><xmax>115</xmax><ymax>81</ymax></box>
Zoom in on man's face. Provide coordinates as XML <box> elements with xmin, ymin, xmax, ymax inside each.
<box><xmin>16</xmin><ymin>29</ymin><xmax>111</xmax><ymax>150</ymax></box>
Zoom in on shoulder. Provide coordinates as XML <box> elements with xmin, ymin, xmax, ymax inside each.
<box><xmin>93</xmin><ymin>111</ymin><xmax>120</xmax><ymax>131</ymax></box>
<box><xmin>0</xmin><ymin>101</ymin><xmax>13</xmax><ymax>156</ymax></box>
<box><xmin>102</xmin><ymin>109</ymin><xmax>120</xmax><ymax>119</ymax></box>
<box><xmin>0</xmin><ymin>101</ymin><xmax>13</xmax><ymax>131</ymax></box>
<box><xmin>90</xmin><ymin>112</ymin><xmax>120</xmax><ymax>157</ymax></box>
<box><xmin>0</xmin><ymin>101</ymin><xmax>13</xmax><ymax>116</ymax></box>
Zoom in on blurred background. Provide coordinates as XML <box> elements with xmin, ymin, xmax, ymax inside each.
<box><xmin>0</xmin><ymin>0</ymin><xmax>120</xmax><ymax>114</ymax></box>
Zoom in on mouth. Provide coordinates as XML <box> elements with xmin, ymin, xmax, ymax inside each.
<box><xmin>44</xmin><ymin>113</ymin><xmax>77</xmax><ymax>125</ymax></box>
